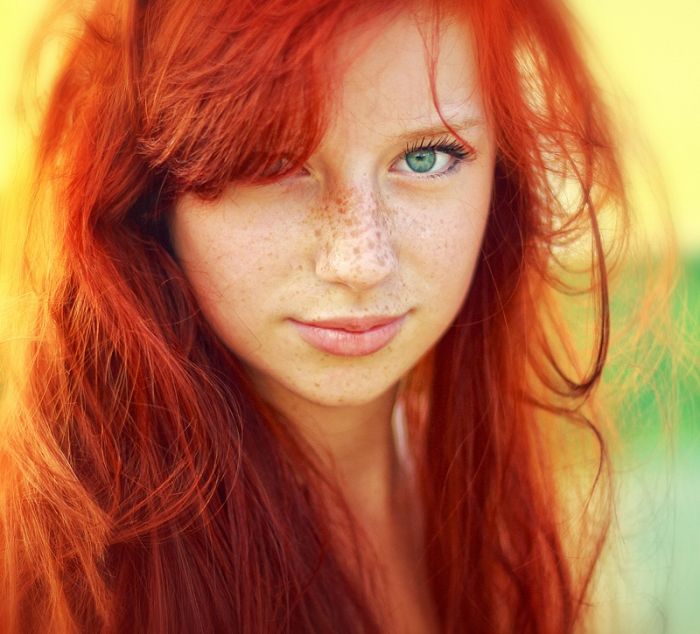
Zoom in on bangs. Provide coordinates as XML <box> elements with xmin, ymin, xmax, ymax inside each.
<box><xmin>135</xmin><ymin>0</ymin><xmax>405</xmax><ymax>199</ymax></box>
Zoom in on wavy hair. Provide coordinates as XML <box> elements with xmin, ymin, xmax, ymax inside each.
<box><xmin>1</xmin><ymin>0</ymin><xmax>629</xmax><ymax>631</ymax></box>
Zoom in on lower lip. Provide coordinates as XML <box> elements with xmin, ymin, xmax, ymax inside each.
<box><xmin>290</xmin><ymin>315</ymin><xmax>406</xmax><ymax>357</ymax></box>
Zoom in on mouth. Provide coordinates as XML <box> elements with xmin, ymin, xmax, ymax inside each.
<box><xmin>289</xmin><ymin>313</ymin><xmax>407</xmax><ymax>357</ymax></box>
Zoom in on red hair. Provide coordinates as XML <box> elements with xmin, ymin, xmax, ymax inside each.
<box><xmin>1</xmin><ymin>0</ymin><xmax>628</xmax><ymax>631</ymax></box>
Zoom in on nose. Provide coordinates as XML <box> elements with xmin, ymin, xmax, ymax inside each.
<box><xmin>314</xmin><ymin>189</ymin><xmax>398</xmax><ymax>292</ymax></box>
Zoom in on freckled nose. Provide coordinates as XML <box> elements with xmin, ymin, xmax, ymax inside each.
<box><xmin>314</xmin><ymin>191</ymin><xmax>398</xmax><ymax>291</ymax></box>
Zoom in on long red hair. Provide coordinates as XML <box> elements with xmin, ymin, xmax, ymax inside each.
<box><xmin>1</xmin><ymin>0</ymin><xmax>627</xmax><ymax>631</ymax></box>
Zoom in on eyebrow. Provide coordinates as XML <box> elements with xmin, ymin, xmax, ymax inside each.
<box><xmin>393</xmin><ymin>117</ymin><xmax>486</xmax><ymax>143</ymax></box>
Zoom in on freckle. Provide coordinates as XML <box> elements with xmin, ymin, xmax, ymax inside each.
<box><xmin>353</xmin><ymin>247</ymin><xmax>360</xmax><ymax>255</ymax></box>
<box><xmin>314</xmin><ymin>228</ymin><xmax>321</xmax><ymax>238</ymax></box>
<box><xmin>367</xmin><ymin>240</ymin><xmax>375</xmax><ymax>249</ymax></box>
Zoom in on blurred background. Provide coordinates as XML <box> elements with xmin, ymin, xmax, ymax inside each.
<box><xmin>0</xmin><ymin>1</ymin><xmax>698</xmax><ymax>632</ymax></box>
<box><xmin>569</xmin><ymin>2</ymin><xmax>699</xmax><ymax>633</ymax></box>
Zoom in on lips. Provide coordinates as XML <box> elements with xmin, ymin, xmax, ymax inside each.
<box><xmin>301</xmin><ymin>314</ymin><xmax>401</xmax><ymax>331</ymax></box>
<box><xmin>290</xmin><ymin>313</ymin><xmax>407</xmax><ymax>356</ymax></box>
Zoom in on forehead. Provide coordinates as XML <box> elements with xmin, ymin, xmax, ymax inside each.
<box><xmin>327</xmin><ymin>12</ymin><xmax>483</xmax><ymax>139</ymax></box>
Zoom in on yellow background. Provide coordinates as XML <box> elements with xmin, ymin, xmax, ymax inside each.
<box><xmin>572</xmin><ymin>0</ymin><xmax>700</xmax><ymax>255</ymax></box>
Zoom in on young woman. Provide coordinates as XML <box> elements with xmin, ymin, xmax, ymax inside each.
<box><xmin>1</xmin><ymin>0</ymin><xmax>633</xmax><ymax>631</ymax></box>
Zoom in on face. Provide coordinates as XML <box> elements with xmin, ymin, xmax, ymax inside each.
<box><xmin>170</xmin><ymin>13</ymin><xmax>496</xmax><ymax>411</ymax></box>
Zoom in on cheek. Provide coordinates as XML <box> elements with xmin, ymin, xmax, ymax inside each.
<box><xmin>400</xmin><ymin>196</ymin><xmax>489</xmax><ymax>303</ymax></box>
<box><xmin>437</xmin><ymin>223</ymin><xmax>485</xmax><ymax>316</ymax></box>
<box><xmin>169</xmin><ymin>212</ymin><xmax>258</xmax><ymax>338</ymax></box>
<box><xmin>172</xmin><ymin>202</ymin><xmax>288</xmax><ymax>298</ymax></box>
<box><xmin>170</xmin><ymin>202</ymin><xmax>314</xmax><ymax>368</ymax></box>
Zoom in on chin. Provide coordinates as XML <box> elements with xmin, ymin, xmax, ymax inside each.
<box><xmin>243</xmin><ymin>354</ymin><xmax>410</xmax><ymax>412</ymax></box>
<box><xmin>295</xmin><ymin>379</ymin><xmax>399</xmax><ymax>409</ymax></box>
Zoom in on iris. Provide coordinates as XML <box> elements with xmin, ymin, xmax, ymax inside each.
<box><xmin>405</xmin><ymin>149</ymin><xmax>436</xmax><ymax>173</ymax></box>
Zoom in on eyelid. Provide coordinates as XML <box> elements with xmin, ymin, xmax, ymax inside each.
<box><xmin>391</xmin><ymin>134</ymin><xmax>476</xmax><ymax>178</ymax></box>
<box><xmin>404</xmin><ymin>134</ymin><xmax>475</xmax><ymax>159</ymax></box>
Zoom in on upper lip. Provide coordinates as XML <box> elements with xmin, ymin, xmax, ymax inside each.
<box><xmin>293</xmin><ymin>313</ymin><xmax>405</xmax><ymax>332</ymax></box>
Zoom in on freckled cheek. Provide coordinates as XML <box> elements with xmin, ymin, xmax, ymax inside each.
<box><xmin>402</xmin><ymin>204</ymin><xmax>485</xmax><ymax>276</ymax></box>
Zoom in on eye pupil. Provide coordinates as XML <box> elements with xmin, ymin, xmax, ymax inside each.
<box><xmin>405</xmin><ymin>149</ymin><xmax>437</xmax><ymax>173</ymax></box>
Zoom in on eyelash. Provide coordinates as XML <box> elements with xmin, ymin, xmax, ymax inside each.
<box><xmin>401</xmin><ymin>135</ymin><xmax>475</xmax><ymax>178</ymax></box>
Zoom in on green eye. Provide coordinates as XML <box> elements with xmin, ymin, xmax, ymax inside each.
<box><xmin>393</xmin><ymin>139</ymin><xmax>471</xmax><ymax>177</ymax></box>
<box><xmin>405</xmin><ymin>149</ymin><xmax>437</xmax><ymax>173</ymax></box>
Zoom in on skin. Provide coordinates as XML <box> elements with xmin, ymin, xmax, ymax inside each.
<box><xmin>170</xmin><ymin>11</ymin><xmax>495</xmax><ymax>632</ymax></box>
